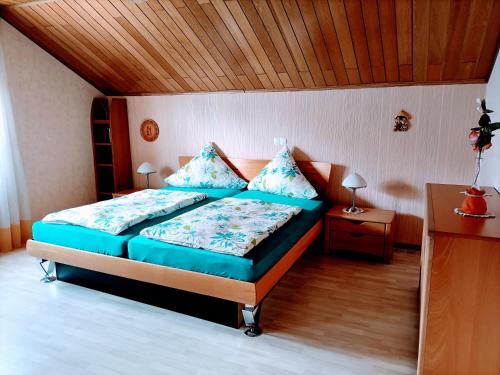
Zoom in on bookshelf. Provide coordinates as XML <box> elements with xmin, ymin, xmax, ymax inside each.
<box><xmin>91</xmin><ymin>97</ymin><xmax>133</xmax><ymax>201</ymax></box>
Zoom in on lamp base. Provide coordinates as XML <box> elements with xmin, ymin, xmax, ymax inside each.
<box><xmin>342</xmin><ymin>206</ymin><xmax>365</xmax><ymax>214</ymax></box>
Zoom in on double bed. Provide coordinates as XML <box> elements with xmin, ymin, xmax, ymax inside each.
<box><xmin>27</xmin><ymin>156</ymin><xmax>332</xmax><ymax>336</ymax></box>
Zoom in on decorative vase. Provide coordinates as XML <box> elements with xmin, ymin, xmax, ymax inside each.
<box><xmin>461</xmin><ymin>188</ymin><xmax>488</xmax><ymax>215</ymax></box>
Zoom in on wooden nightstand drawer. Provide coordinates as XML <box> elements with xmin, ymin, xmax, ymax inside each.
<box><xmin>331</xmin><ymin>219</ymin><xmax>385</xmax><ymax>236</ymax></box>
<box><xmin>330</xmin><ymin>231</ymin><xmax>385</xmax><ymax>257</ymax></box>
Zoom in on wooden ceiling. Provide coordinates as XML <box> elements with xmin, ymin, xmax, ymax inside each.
<box><xmin>1</xmin><ymin>0</ymin><xmax>499</xmax><ymax>95</ymax></box>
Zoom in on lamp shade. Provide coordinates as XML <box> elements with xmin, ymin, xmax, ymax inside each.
<box><xmin>342</xmin><ymin>173</ymin><xmax>367</xmax><ymax>189</ymax></box>
<box><xmin>137</xmin><ymin>162</ymin><xmax>156</xmax><ymax>175</ymax></box>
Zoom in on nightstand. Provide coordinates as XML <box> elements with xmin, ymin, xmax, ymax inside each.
<box><xmin>324</xmin><ymin>205</ymin><xmax>395</xmax><ymax>263</ymax></box>
<box><xmin>111</xmin><ymin>188</ymin><xmax>143</xmax><ymax>198</ymax></box>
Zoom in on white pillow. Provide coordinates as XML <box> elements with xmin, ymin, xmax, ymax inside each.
<box><xmin>164</xmin><ymin>143</ymin><xmax>247</xmax><ymax>189</ymax></box>
<box><xmin>248</xmin><ymin>147</ymin><xmax>318</xmax><ymax>199</ymax></box>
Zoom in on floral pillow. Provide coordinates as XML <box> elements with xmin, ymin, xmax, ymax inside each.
<box><xmin>248</xmin><ymin>147</ymin><xmax>318</xmax><ymax>199</ymax></box>
<box><xmin>164</xmin><ymin>143</ymin><xmax>247</xmax><ymax>189</ymax></box>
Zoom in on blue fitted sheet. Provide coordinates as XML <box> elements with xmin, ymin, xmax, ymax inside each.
<box><xmin>127</xmin><ymin>191</ymin><xmax>330</xmax><ymax>282</ymax></box>
<box><xmin>32</xmin><ymin>187</ymin><xmax>242</xmax><ymax>257</ymax></box>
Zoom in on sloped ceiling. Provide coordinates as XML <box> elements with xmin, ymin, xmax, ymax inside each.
<box><xmin>1</xmin><ymin>0</ymin><xmax>499</xmax><ymax>95</ymax></box>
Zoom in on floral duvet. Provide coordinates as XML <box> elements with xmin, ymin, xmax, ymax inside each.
<box><xmin>42</xmin><ymin>189</ymin><xmax>207</xmax><ymax>235</ymax></box>
<box><xmin>140</xmin><ymin>197</ymin><xmax>302</xmax><ymax>256</ymax></box>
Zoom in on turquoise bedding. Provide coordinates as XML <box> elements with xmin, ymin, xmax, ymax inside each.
<box><xmin>32</xmin><ymin>187</ymin><xmax>241</xmax><ymax>257</ymax></box>
<box><xmin>127</xmin><ymin>191</ymin><xmax>330</xmax><ymax>282</ymax></box>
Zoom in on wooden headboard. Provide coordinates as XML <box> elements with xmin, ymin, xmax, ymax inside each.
<box><xmin>179</xmin><ymin>156</ymin><xmax>332</xmax><ymax>197</ymax></box>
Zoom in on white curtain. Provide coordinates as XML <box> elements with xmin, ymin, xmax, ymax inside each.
<box><xmin>0</xmin><ymin>37</ymin><xmax>31</xmax><ymax>252</ymax></box>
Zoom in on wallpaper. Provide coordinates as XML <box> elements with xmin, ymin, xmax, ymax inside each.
<box><xmin>1</xmin><ymin>21</ymin><xmax>101</xmax><ymax>220</ymax></box>
<box><xmin>127</xmin><ymin>83</ymin><xmax>486</xmax><ymax>245</ymax></box>
<box><xmin>483</xmin><ymin>54</ymin><xmax>500</xmax><ymax>191</ymax></box>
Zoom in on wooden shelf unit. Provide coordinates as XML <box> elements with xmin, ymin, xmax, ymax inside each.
<box><xmin>91</xmin><ymin>97</ymin><xmax>132</xmax><ymax>201</ymax></box>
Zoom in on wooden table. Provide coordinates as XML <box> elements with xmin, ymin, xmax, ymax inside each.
<box><xmin>324</xmin><ymin>205</ymin><xmax>395</xmax><ymax>263</ymax></box>
<box><xmin>418</xmin><ymin>183</ymin><xmax>500</xmax><ymax>375</ymax></box>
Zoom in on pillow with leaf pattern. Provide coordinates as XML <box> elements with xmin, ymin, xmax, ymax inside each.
<box><xmin>164</xmin><ymin>143</ymin><xmax>247</xmax><ymax>189</ymax></box>
<box><xmin>248</xmin><ymin>147</ymin><xmax>318</xmax><ymax>199</ymax></box>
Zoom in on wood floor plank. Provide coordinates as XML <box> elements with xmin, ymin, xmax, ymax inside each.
<box><xmin>0</xmin><ymin>249</ymin><xmax>420</xmax><ymax>374</ymax></box>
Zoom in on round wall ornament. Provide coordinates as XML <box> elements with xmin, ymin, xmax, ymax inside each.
<box><xmin>140</xmin><ymin>119</ymin><xmax>159</xmax><ymax>142</ymax></box>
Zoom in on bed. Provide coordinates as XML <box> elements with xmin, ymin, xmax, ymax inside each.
<box><xmin>27</xmin><ymin>157</ymin><xmax>332</xmax><ymax>336</ymax></box>
<box><xmin>31</xmin><ymin>186</ymin><xmax>242</xmax><ymax>257</ymax></box>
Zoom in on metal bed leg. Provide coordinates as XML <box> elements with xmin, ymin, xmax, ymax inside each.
<box><xmin>39</xmin><ymin>259</ymin><xmax>56</xmax><ymax>283</ymax></box>
<box><xmin>242</xmin><ymin>303</ymin><xmax>262</xmax><ymax>337</ymax></box>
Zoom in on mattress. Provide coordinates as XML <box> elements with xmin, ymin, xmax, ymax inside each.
<box><xmin>127</xmin><ymin>191</ymin><xmax>330</xmax><ymax>282</ymax></box>
<box><xmin>32</xmin><ymin>187</ymin><xmax>242</xmax><ymax>257</ymax></box>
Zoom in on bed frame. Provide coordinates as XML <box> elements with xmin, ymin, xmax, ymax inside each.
<box><xmin>27</xmin><ymin>156</ymin><xmax>332</xmax><ymax>336</ymax></box>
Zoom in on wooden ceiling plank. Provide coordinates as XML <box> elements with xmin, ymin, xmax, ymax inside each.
<box><xmin>13</xmin><ymin>7</ymin><xmax>117</xmax><ymax>91</ymax></box>
<box><xmin>224</xmin><ymin>0</ymin><xmax>283</xmax><ymax>88</ymax></box>
<box><xmin>395</xmin><ymin>0</ymin><xmax>412</xmax><ymax>81</ymax></box>
<box><xmin>209</xmin><ymin>0</ymin><xmax>267</xmax><ymax>78</ymax></box>
<box><xmin>412</xmin><ymin>0</ymin><xmax>430</xmax><ymax>82</ymax></box>
<box><xmin>296</xmin><ymin>0</ymin><xmax>336</xmax><ymax>86</ymax></box>
<box><xmin>251</xmin><ymin>0</ymin><xmax>304</xmax><ymax>88</ymax></box>
<box><xmin>76</xmin><ymin>0</ymin><xmax>176</xmax><ymax>92</ymax></box>
<box><xmin>267</xmin><ymin>0</ymin><xmax>309</xmax><ymax>77</ymax></box>
<box><xmin>90</xmin><ymin>0</ymin><xmax>190</xmax><ymax>92</ymax></box>
<box><xmin>460</xmin><ymin>0</ymin><xmax>494</xmax><ymax>79</ymax></box>
<box><xmin>106</xmin><ymin>0</ymin><xmax>208</xmax><ymax>90</ymax></box>
<box><xmin>299</xmin><ymin>70</ymin><xmax>314</xmax><ymax>86</ymax></box>
<box><xmin>53</xmin><ymin>1</ymin><xmax>145</xmax><ymax>86</ymax></box>
<box><xmin>328</xmin><ymin>0</ymin><xmax>360</xmax><ymax>84</ymax></box>
<box><xmin>45</xmin><ymin>3</ymin><xmax>141</xmax><ymax>91</ymax></box>
<box><xmin>157</xmin><ymin>0</ymin><xmax>226</xmax><ymax>78</ymax></box>
<box><xmin>125</xmin><ymin>1</ymin><xmax>207</xmax><ymax>81</ymax></box>
<box><xmin>236</xmin><ymin>0</ymin><xmax>285</xmax><ymax>74</ymax></box>
<box><xmin>113</xmin><ymin>13</ymin><xmax>198</xmax><ymax>91</ymax></box>
<box><xmin>1</xmin><ymin>7</ymin><xmax>114</xmax><ymax>93</ymax></box>
<box><xmin>197</xmin><ymin>1</ymin><xmax>263</xmax><ymax>89</ymax></box>
<box><xmin>257</xmin><ymin>73</ymin><xmax>274</xmax><ymax>89</ymax></box>
<box><xmin>281</xmin><ymin>0</ymin><xmax>327</xmax><ymax>87</ymax></box>
<box><xmin>174</xmin><ymin>2</ymin><xmax>244</xmax><ymax>90</ymax></box>
<box><xmin>120</xmin><ymin>1</ymin><xmax>222</xmax><ymax>91</ymax></box>
<box><xmin>278</xmin><ymin>72</ymin><xmax>293</xmax><ymax>88</ymax></box>
<box><xmin>313</xmin><ymin>0</ymin><xmax>349</xmax><ymax>85</ymax></box>
<box><xmin>237</xmin><ymin>74</ymin><xmax>254</xmax><ymax>90</ymax></box>
<box><xmin>27</xmin><ymin>5</ymin><xmax>129</xmax><ymax>90</ymax></box>
<box><xmin>474</xmin><ymin>0</ymin><xmax>500</xmax><ymax>79</ymax></box>
<box><xmin>426</xmin><ymin>0</ymin><xmax>449</xmax><ymax>81</ymax></box>
<box><xmin>149</xmin><ymin>6</ymin><xmax>231</xmax><ymax>91</ymax></box>
<box><xmin>63</xmin><ymin>0</ymin><xmax>160</xmax><ymax>86</ymax></box>
<box><xmin>361</xmin><ymin>0</ymin><xmax>385</xmax><ymax>82</ymax></box>
<box><xmin>183</xmin><ymin>0</ymin><xmax>245</xmax><ymax>77</ymax></box>
<box><xmin>344</xmin><ymin>0</ymin><xmax>373</xmax><ymax>83</ymax></box>
<box><xmin>378</xmin><ymin>0</ymin><xmax>399</xmax><ymax>82</ymax></box>
<box><xmin>441</xmin><ymin>0</ymin><xmax>471</xmax><ymax>80</ymax></box>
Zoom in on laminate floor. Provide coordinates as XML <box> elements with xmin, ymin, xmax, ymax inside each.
<box><xmin>0</xmin><ymin>249</ymin><xmax>419</xmax><ymax>375</ymax></box>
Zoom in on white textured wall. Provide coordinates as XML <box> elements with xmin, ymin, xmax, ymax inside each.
<box><xmin>483</xmin><ymin>54</ymin><xmax>500</xmax><ymax>191</ymax></box>
<box><xmin>1</xmin><ymin>21</ymin><xmax>101</xmax><ymax>220</ymax></box>
<box><xmin>127</xmin><ymin>83</ymin><xmax>485</xmax><ymax>245</ymax></box>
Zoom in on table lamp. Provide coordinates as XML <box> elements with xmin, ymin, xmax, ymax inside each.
<box><xmin>342</xmin><ymin>173</ymin><xmax>367</xmax><ymax>214</ymax></box>
<box><xmin>137</xmin><ymin>162</ymin><xmax>157</xmax><ymax>189</ymax></box>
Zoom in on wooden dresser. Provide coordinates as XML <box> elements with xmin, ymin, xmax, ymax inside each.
<box><xmin>418</xmin><ymin>183</ymin><xmax>500</xmax><ymax>375</ymax></box>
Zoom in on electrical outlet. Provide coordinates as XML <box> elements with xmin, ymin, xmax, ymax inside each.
<box><xmin>273</xmin><ymin>137</ymin><xmax>287</xmax><ymax>146</ymax></box>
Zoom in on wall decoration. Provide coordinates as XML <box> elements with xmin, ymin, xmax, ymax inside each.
<box><xmin>140</xmin><ymin>119</ymin><xmax>159</xmax><ymax>142</ymax></box>
<box><xmin>394</xmin><ymin>110</ymin><xmax>411</xmax><ymax>131</ymax></box>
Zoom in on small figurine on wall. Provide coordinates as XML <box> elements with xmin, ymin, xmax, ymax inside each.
<box><xmin>394</xmin><ymin>110</ymin><xmax>411</xmax><ymax>131</ymax></box>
